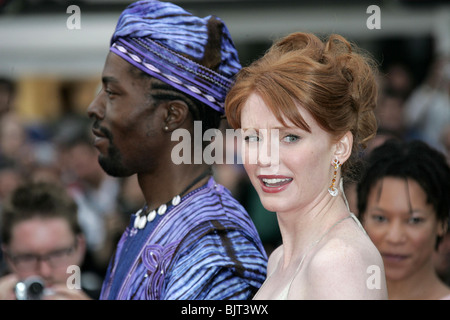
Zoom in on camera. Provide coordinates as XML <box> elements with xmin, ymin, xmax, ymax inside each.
<box><xmin>15</xmin><ymin>276</ymin><xmax>45</xmax><ymax>300</ymax></box>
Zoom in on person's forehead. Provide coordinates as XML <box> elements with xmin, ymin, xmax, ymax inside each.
<box><xmin>9</xmin><ymin>217</ymin><xmax>74</xmax><ymax>252</ymax></box>
<box><xmin>102</xmin><ymin>52</ymin><xmax>133</xmax><ymax>80</ymax></box>
<box><xmin>240</xmin><ymin>92</ymin><xmax>313</xmax><ymax>129</ymax></box>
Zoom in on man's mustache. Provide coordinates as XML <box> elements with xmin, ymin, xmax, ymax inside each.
<box><xmin>93</xmin><ymin>120</ymin><xmax>113</xmax><ymax>141</ymax></box>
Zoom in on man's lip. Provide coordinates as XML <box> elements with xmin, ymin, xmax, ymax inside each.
<box><xmin>91</xmin><ymin>127</ymin><xmax>109</xmax><ymax>150</ymax></box>
<box><xmin>257</xmin><ymin>175</ymin><xmax>293</xmax><ymax>193</ymax></box>
<box><xmin>92</xmin><ymin>128</ymin><xmax>106</xmax><ymax>138</ymax></box>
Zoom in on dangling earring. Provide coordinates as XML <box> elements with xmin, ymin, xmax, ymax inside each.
<box><xmin>328</xmin><ymin>159</ymin><xmax>341</xmax><ymax>197</ymax></box>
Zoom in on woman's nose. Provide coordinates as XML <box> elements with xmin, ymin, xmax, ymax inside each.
<box><xmin>257</xmin><ymin>130</ymin><xmax>279</xmax><ymax>168</ymax></box>
<box><xmin>385</xmin><ymin>221</ymin><xmax>407</xmax><ymax>245</ymax></box>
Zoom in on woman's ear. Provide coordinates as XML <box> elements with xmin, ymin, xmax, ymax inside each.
<box><xmin>162</xmin><ymin>100</ymin><xmax>190</xmax><ymax>132</ymax></box>
<box><xmin>438</xmin><ymin>219</ymin><xmax>449</xmax><ymax>238</ymax></box>
<box><xmin>333</xmin><ymin>131</ymin><xmax>353</xmax><ymax>164</ymax></box>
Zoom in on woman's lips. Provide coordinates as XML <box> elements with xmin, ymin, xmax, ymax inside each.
<box><xmin>258</xmin><ymin>175</ymin><xmax>293</xmax><ymax>193</ymax></box>
<box><xmin>382</xmin><ymin>253</ymin><xmax>410</xmax><ymax>263</ymax></box>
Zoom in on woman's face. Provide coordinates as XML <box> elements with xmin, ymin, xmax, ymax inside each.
<box><xmin>363</xmin><ymin>177</ymin><xmax>445</xmax><ymax>282</ymax></box>
<box><xmin>240</xmin><ymin>92</ymin><xmax>336</xmax><ymax>215</ymax></box>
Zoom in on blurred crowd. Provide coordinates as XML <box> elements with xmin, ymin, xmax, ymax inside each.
<box><xmin>0</xmin><ymin>52</ymin><xmax>449</xmax><ymax>297</ymax></box>
<box><xmin>0</xmin><ymin>77</ymin><xmax>145</xmax><ymax>297</ymax></box>
<box><xmin>371</xmin><ymin>55</ymin><xmax>450</xmax><ymax>158</ymax></box>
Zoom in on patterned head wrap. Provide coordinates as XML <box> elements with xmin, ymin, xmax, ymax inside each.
<box><xmin>110</xmin><ymin>0</ymin><xmax>241</xmax><ymax>113</ymax></box>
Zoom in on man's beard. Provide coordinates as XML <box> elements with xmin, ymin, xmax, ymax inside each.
<box><xmin>98</xmin><ymin>139</ymin><xmax>134</xmax><ymax>178</ymax></box>
<box><xmin>93</xmin><ymin>120</ymin><xmax>133</xmax><ymax>177</ymax></box>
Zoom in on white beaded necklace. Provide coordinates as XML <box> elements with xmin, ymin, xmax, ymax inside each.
<box><xmin>133</xmin><ymin>169</ymin><xmax>211</xmax><ymax>230</ymax></box>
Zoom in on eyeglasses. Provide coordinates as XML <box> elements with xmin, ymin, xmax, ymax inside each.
<box><xmin>6</xmin><ymin>240</ymin><xmax>78</xmax><ymax>272</ymax></box>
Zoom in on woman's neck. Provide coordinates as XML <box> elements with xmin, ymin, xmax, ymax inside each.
<box><xmin>276</xmin><ymin>194</ymin><xmax>350</xmax><ymax>270</ymax></box>
<box><xmin>387</xmin><ymin>261</ymin><xmax>450</xmax><ymax>300</ymax></box>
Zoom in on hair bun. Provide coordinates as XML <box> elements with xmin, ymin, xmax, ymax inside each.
<box><xmin>323</xmin><ymin>34</ymin><xmax>379</xmax><ymax>150</ymax></box>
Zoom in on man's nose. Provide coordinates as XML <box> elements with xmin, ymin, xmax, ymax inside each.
<box><xmin>35</xmin><ymin>258</ymin><xmax>54</xmax><ymax>279</ymax></box>
<box><xmin>87</xmin><ymin>90</ymin><xmax>105</xmax><ymax>120</ymax></box>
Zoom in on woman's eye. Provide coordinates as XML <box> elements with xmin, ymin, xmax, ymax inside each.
<box><xmin>282</xmin><ymin>134</ymin><xmax>300</xmax><ymax>143</ymax></box>
<box><xmin>244</xmin><ymin>135</ymin><xmax>260</xmax><ymax>143</ymax></box>
<box><xmin>371</xmin><ymin>214</ymin><xmax>387</xmax><ymax>223</ymax></box>
<box><xmin>408</xmin><ymin>216</ymin><xmax>424</xmax><ymax>225</ymax></box>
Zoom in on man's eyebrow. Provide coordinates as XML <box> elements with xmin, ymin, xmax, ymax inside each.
<box><xmin>102</xmin><ymin>76</ymin><xmax>119</xmax><ymax>84</ymax></box>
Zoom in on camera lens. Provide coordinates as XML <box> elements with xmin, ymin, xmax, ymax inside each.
<box><xmin>15</xmin><ymin>276</ymin><xmax>45</xmax><ymax>300</ymax></box>
<box><xmin>27</xmin><ymin>280</ymin><xmax>44</xmax><ymax>300</ymax></box>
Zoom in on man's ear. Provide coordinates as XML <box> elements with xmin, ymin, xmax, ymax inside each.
<box><xmin>333</xmin><ymin>131</ymin><xmax>353</xmax><ymax>164</ymax></box>
<box><xmin>1</xmin><ymin>243</ymin><xmax>8</xmax><ymax>257</ymax></box>
<box><xmin>75</xmin><ymin>234</ymin><xmax>87</xmax><ymax>262</ymax></box>
<box><xmin>1</xmin><ymin>243</ymin><xmax>15</xmax><ymax>271</ymax></box>
<box><xmin>162</xmin><ymin>100</ymin><xmax>190</xmax><ymax>132</ymax></box>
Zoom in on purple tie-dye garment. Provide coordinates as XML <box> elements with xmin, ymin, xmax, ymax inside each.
<box><xmin>100</xmin><ymin>178</ymin><xmax>267</xmax><ymax>300</ymax></box>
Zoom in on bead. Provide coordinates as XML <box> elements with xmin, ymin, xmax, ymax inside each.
<box><xmin>138</xmin><ymin>215</ymin><xmax>147</xmax><ymax>229</ymax></box>
<box><xmin>158</xmin><ymin>204</ymin><xmax>167</xmax><ymax>215</ymax></box>
<box><xmin>172</xmin><ymin>195</ymin><xmax>181</xmax><ymax>206</ymax></box>
<box><xmin>147</xmin><ymin>210</ymin><xmax>157</xmax><ymax>222</ymax></box>
<box><xmin>133</xmin><ymin>215</ymin><xmax>140</xmax><ymax>229</ymax></box>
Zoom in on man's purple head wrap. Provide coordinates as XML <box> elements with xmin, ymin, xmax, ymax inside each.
<box><xmin>110</xmin><ymin>0</ymin><xmax>241</xmax><ymax>113</ymax></box>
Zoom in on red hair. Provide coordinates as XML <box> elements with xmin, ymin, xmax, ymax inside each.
<box><xmin>225</xmin><ymin>32</ymin><xmax>379</xmax><ymax>177</ymax></box>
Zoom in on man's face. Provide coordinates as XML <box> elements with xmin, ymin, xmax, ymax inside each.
<box><xmin>87</xmin><ymin>52</ymin><xmax>167</xmax><ymax>177</ymax></box>
<box><xmin>3</xmin><ymin>217</ymin><xmax>85</xmax><ymax>287</ymax></box>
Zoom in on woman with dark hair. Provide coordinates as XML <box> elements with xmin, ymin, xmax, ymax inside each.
<box><xmin>225</xmin><ymin>32</ymin><xmax>387</xmax><ymax>299</ymax></box>
<box><xmin>357</xmin><ymin>139</ymin><xmax>450</xmax><ymax>299</ymax></box>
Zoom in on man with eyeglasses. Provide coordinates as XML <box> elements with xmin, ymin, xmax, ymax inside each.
<box><xmin>0</xmin><ymin>182</ymin><xmax>91</xmax><ymax>299</ymax></box>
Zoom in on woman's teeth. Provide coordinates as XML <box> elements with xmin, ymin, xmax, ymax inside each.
<box><xmin>262</xmin><ymin>178</ymin><xmax>292</xmax><ymax>186</ymax></box>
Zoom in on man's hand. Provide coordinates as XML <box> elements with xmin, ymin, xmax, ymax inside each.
<box><xmin>0</xmin><ymin>273</ymin><xmax>19</xmax><ymax>300</ymax></box>
<box><xmin>43</xmin><ymin>284</ymin><xmax>92</xmax><ymax>300</ymax></box>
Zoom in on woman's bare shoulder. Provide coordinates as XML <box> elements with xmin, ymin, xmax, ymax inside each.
<box><xmin>302</xmin><ymin>227</ymin><xmax>387</xmax><ymax>299</ymax></box>
<box><xmin>266</xmin><ymin>245</ymin><xmax>283</xmax><ymax>275</ymax></box>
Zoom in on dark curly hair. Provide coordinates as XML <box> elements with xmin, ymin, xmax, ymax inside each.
<box><xmin>357</xmin><ymin>139</ymin><xmax>450</xmax><ymax>248</ymax></box>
